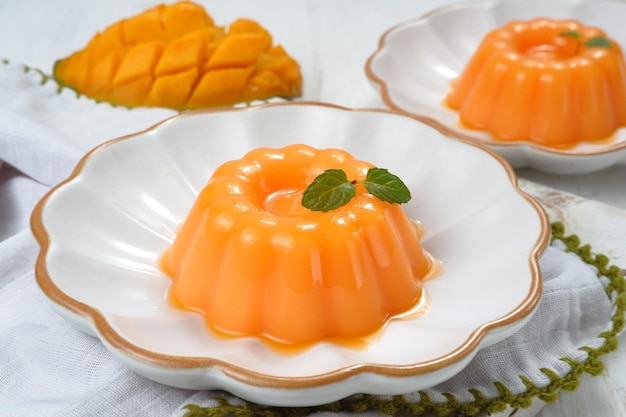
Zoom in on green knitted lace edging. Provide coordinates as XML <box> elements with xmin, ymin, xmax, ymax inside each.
<box><xmin>182</xmin><ymin>222</ymin><xmax>626</xmax><ymax>417</ymax></box>
<box><xmin>1</xmin><ymin>58</ymin><xmax>71</xmax><ymax>94</ymax></box>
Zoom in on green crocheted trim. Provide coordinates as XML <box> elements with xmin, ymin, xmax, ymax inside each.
<box><xmin>0</xmin><ymin>59</ymin><xmax>156</xmax><ymax>108</ymax></box>
<box><xmin>1</xmin><ymin>58</ymin><xmax>73</xmax><ymax>95</ymax></box>
<box><xmin>181</xmin><ymin>222</ymin><xmax>626</xmax><ymax>417</ymax></box>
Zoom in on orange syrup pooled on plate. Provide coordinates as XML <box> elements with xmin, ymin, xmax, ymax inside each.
<box><xmin>165</xmin><ymin>277</ymin><xmax>433</xmax><ymax>356</ymax></box>
<box><xmin>161</xmin><ymin>144</ymin><xmax>441</xmax><ymax>352</ymax></box>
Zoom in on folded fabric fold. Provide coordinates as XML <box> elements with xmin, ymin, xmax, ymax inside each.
<box><xmin>0</xmin><ymin>61</ymin><xmax>190</xmax><ymax>416</ymax></box>
<box><xmin>0</xmin><ymin>60</ymin><xmax>174</xmax><ymax>242</ymax></box>
<box><xmin>0</xmin><ymin>106</ymin><xmax>81</xmax><ymax>186</ymax></box>
<box><xmin>0</xmin><ymin>60</ymin><xmax>175</xmax><ymax>153</ymax></box>
<box><xmin>419</xmin><ymin>241</ymin><xmax>611</xmax><ymax>401</ymax></box>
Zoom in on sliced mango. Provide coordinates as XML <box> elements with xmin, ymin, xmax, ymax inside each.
<box><xmin>53</xmin><ymin>1</ymin><xmax>302</xmax><ymax>109</ymax></box>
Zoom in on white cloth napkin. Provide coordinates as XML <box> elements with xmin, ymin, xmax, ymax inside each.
<box><xmin>0</xmin><ymin>61</ymin><xmax>616</xmax><ymax>417</ymax></box>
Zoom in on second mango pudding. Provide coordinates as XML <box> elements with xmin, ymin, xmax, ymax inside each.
<box><xmin>162</xmin><ymin>144</ymin><xmax>439</xmax><ymax>347</ymax></box>
<box><xmin>446</xmin><ymin>18</ymin><xmax>626</xmax><ymax>148</ymax></box>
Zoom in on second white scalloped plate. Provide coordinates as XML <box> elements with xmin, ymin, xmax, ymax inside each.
<box><xmin>366</xmin><ymin>0</ymin><xmax>626</xmax><ymax>174</ymax></box>
<box><xmin>31</xmin><ymin>102</ymin><xmax>549</xmax><ymax>406</ymax></box>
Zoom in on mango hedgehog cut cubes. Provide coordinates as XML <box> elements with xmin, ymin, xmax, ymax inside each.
<box><xmin>53</xmin><ymin>1</ymin><xmax>302</xmax><ymax>110</ymax></box>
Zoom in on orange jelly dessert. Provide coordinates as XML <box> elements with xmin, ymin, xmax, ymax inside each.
<box><xmin>162</xmin><ymin>144</ymin><xmax>435</xmax><ymax>346</ymax></box>
<box><xmin>446</xmin><ymin>18</ymin><xmax>626</xmax><ymax>148</ymax></box>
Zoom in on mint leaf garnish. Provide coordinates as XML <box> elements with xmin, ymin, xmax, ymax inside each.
<box><xmin>559</xmin><ymin>30</ymin><xmax>580</xmax><ymax>40</ymax></box>
<box><xmin>301</xmin><ymin>169</ymin><xmax>356</xmax><ymax>212</ymax></box>
<box><xmin>559</xmin><ymin>31</ymin><xmax>611</xmax><ymax>48</ymax></box>
<box><xmin>362</xmin><ymin>168</ymin><xmax>411</xmax><ymax>204</ymax></box>
<box><xmin>584</xmin><ymin>36</ymin><xmax>612</xmax><ymax>48</ymax></box>
<box><xmin>301</xmin><ymin>167</ymin><xmax>411</xmax><ymax>212</ymax></box>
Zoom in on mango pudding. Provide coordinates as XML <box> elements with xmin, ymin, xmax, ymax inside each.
<box><xmin>446</xmin><ymin>18</ymin><xmax>626</xmax><ymax>148</ymax></box>
<box><xmin>162</xmin><ymin>144</ymin><xmax>436</xmax><ymax>346</ymax></box>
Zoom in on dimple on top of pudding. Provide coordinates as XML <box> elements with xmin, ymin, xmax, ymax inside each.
<box><xmin>445</xmin><ymin>18</ymin><xmax>626</xmax><ymax>148</ymax></box>
<box><xmin>161</xmin><ymin>144</ymin><xmax>438</xmax><ymax>348</ymax></box>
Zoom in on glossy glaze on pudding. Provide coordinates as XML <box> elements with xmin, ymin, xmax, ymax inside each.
<box><xmin>162</xmin><ymin>144</ymin><xmax>435</xmax><ymax>346</ymax></box>
<box><xmin>446</xmin><ymin>18</ymin><xmax>626</xmax><ymax>148</ymax></box>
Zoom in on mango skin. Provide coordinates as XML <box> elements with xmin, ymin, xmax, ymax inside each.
<box><xmin>53</xmin><ymin>1</ymin><xmax>302</xmax><ymax>110</ymax></box>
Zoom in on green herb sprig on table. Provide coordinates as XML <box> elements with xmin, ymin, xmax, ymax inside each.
<box><xmin>301</xmin><ymin>167</ymin><xmax>411</xmax><ymax>212</ymax></box>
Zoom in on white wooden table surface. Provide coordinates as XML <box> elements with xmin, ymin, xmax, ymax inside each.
<box><xmin>0</xmin><ymin>1</ymin><xmax>624</xmax><ymax>416</ymax></box>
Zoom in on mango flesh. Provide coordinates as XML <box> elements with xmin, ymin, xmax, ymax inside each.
<box><xmin>53</xmin><ymin>1</ymin><xmax>302</xmax><ymax>110</ymax></box>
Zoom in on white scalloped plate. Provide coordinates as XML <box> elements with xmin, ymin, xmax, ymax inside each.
<box><xmin>31</xmin><ymin>102</ymin><xmax>549</xmax><ymax>406</ymax></box>
<box><xmin>366</xmin><ymin>0</ymin><xmax>626</xmax><ymax>174</ymax></box>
